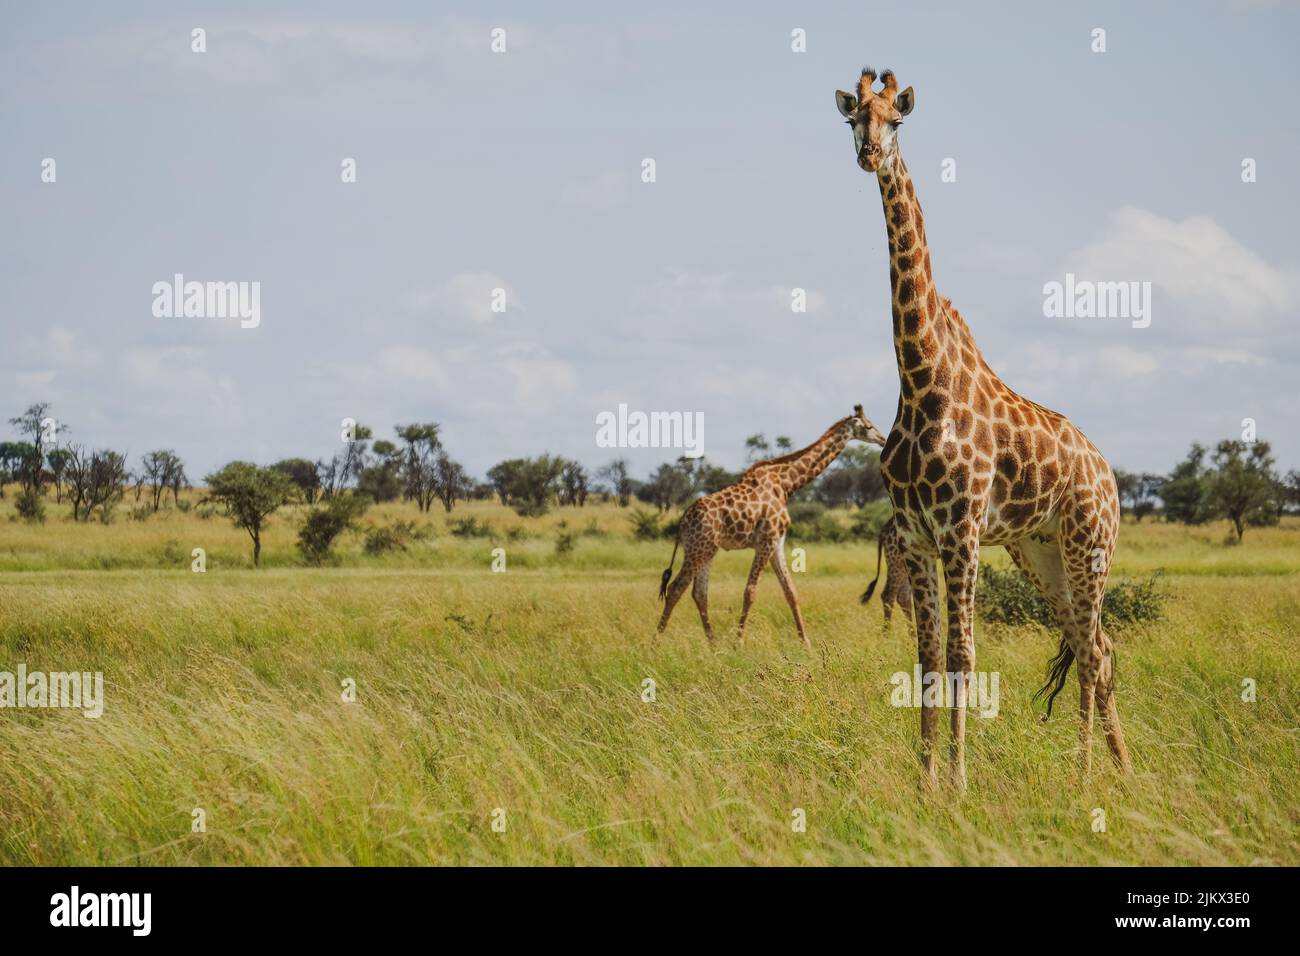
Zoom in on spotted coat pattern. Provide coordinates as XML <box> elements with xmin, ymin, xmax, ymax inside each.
<box><xmin>836</xmin><ymin>68</ymin><xmax>1132</xmax><ymax>788</ymax></box>
<box><xmin>657</xmin><ymin>407</ymin><xmax>886</xmax><ymax>647</ymax></box>
<box><xmin>861</xmin><ymin>515</ymin><xmax>913</xmax><ymax>625</ymax></box>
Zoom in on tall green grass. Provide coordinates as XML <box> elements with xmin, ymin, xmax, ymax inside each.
<box><xmin>0</xmin><ymin>496</ymin><xmax>1296</xmax><ymax>864</ymax></box>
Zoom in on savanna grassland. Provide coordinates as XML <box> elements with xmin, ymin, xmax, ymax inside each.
<box><xmin>0</xmin><ymin>494</ymin><xmax>1296</xmax><ymax>866</ymax></box>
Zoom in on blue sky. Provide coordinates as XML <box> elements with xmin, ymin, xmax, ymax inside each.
<box><xmin>3</xmin><ymin>0</ymin><xmax>1298</xmax><ymax>480</ymax></box>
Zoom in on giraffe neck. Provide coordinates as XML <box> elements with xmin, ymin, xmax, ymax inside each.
<box><xmin>771</xmin><ymin>424</ymin><xmax>852</xmax><ymax>497</ymax></box>
<box><xmin>876</xmin><ymin>155</ymin><xmax>959</xmax><ymax>396</ymax></box>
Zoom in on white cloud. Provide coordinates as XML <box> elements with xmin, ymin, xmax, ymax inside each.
<box><xmin>1065</xmin><ymin>207</ymin><xmax>1298</xmax><ymax>328</ymax></box>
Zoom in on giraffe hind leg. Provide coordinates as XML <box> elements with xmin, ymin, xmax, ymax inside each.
<box><xmin>691</xmin><ymin>550</ymin><xmax>717</xmax><ymax>643</ymax></box>
<box><xmin>769</xmin><ymin>537</ymin><xmax>810</xmax><ymax>648</ymax></box>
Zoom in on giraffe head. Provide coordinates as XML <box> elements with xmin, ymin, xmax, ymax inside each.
<box><xmin>834</xmin><ymin>67</ymin><xmax>915</xmax><ymax>173</ymax></box>
<box><xmin>848</xmin><ymin>404</ymin><xmax>888</xmax><ymax>446</ymax></box>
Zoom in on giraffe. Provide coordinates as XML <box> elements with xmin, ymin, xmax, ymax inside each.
<box><xmin>834</xmin><ymin>68</ymin><xmax>1131</xmax><ymax>788</ymax></box>
<box><xmin>860</xmin><ymin>515</ymin><xmax>913</xmax><ymax>626</ymax></box>
<box><xmin>657</xmin><ymin>405</ymin><xmax>887</xmax><ymax>647</ymax></box>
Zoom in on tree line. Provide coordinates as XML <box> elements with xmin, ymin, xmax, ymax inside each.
<box><xmin>4</xmin><ymin>402</ymin><xmax>1296</xmax><ymax>565</ymax></box>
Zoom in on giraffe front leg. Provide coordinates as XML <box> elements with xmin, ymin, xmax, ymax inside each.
<box><xmin>736</xmin><ymin>541</ymin><xmax>774</xmax><ymax>644</ymax></box>
<box><xmin>902</xmin><ymin>546</ymin><xmax>943</xmax><ymax>788</ymax></box>
<box><xmin>940</xmin><ymin>530</ymin><xmax>980</xmax><ymax>794</ymax></box>
<box><xmin>768</xmin><ymin>536</ymin><xmax>810</xmax><ymax>649</ymax></box>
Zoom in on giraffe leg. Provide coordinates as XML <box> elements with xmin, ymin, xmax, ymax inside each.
<box><xmin>940</xmin><ymin>528</ymin><xmax>980</xmax><ymax>793</ymax></box>
<box><xmin>881</xmin><ymin>574</ymin><xmax>895</xmax><ymax>626</ymax></box>
<box><xmin>657</xmin><ymin>552</ymin><xmax>698</xmax><ymax>637</ymax></box>
<box><xmin>1059</xmin><ymin>504</ymin><xmax>1130</xmax><ymax>774</ymax></box>
<box><xmin>691</xmin><ymin>549</ymin><xmax>717</xmax><ymax>644</ymax></box>
<box><xmin>900</xmin><ymin>540</ymin><xmax>942</xmax><ymax>787</ymax></box>
<box><xmin>1095</xmin><ymin>625</ymin><xmax>1131</xmax><ymax>771</ymax></box>
<box><xmin>737</xmin><ymin>539</ymin><xmax>775</xmax><ymax>644</ymax></box>
<box><xmin>769</xmin><ymin>536</ymin><xmax>810</xmax><ymax>649</ymax></box>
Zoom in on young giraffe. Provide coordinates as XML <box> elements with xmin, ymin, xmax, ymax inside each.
<box><xmin>860</xmin><ymin>515</ymin><xmax>913</xmax><ymax>625</ymax></box>
<box><xmin>657</xmin><ymin>406</ymin><xmax>887</xmax><ymax>647</ymax></box>
<box><xmin>835</xmin><ymin>68</ymin><xmax>1131</xmax><ymax>788</ymax></box>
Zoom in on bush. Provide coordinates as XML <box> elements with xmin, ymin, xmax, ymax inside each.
<box><xmin>505</xmin><ymin>525</ymin><xmax>531</xmax><ymax>542</ymax></box>
<box><xmin>975</xmin><ymin>564</ymin><xmax>1166</xmax><ymax>629</ymax></box>
<box><xmin>555</xmin><ymin>529</ymin><xmax>576</xmax><ymax>557</ymax></box>
<box><xmin>976</xmin><ymin>565</ymin><xmax>1052</xmax><ymax>627</ymax></box>
<box><xmin>1102</xmin><ymin>572</ymin><xmax>1167</xmax><ymax>626</ymax></box>
<box><xmin>363</xmin><ymin>519</ymin><xmax>425</xmax><ymax>555</ymax></box>
<box><xmin>130</xmin><ymin>504</ymin><xmax>153</xmax><ymax>522</ymax></box>
<box><xmin>850</xmin><ymin>499</ymin><xmax>894</xmax><ymax>540</ymax></box>
<box><xmin>298</xmin><ymin>494</ymin><xmax>369</xmax><ymax>565</ymax></box>
<box><xmin>176</xmin><ymin>499</ymin><xmax>193</xmax><ymax>513</ymax></box>
<box><xmin>628</xmin><ymin>508</ymin><xmax>661</xmax><ymax>541</ymax></box>
<box><xmin>14</xmin><ymin>489</ymin><xmax>45</xmax><ymax>524</ymax></box>
<box><xmin>787</xmin><ymin>501</ymin><xmax>849</xmax><ymax>543</ymax></box>
<box><xmin>450</xmin><ymin>516</ymin><xmax>492</xmax><ymax>538</ymax></box>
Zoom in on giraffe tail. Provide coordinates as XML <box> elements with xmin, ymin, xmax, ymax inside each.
<box><xmin>658</xmin><ymin>535</ymin><xmax>681</xmax><ymax>601</ymax></box>
<box><xmin>860</xmin><ymin>534</ymin><xmax>885</xmax><ymax>604</ymax></box>
<box><xmin>1034</xmin><ymin>637</ymin><xmax>1075</xmax><ymax>721</ymax></box>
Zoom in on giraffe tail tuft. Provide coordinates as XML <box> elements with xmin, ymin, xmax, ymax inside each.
<box><xmin>860</xmin><ymin>534</ymin><xmax>885</xmax><ymax>604</ymax></box>
<box><xmin>658</xmin><ymin>536</ymin><xmax>681</xmax><ymax>601</ymax></box>
<box><xmin>1034</xmin><ymin>637</ymin><xmax>1075</xmax><ymax>721</ymax></box>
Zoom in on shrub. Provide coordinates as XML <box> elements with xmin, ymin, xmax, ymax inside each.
<box><xmin>450</xmin><ymin>516</ymin><xmax>492</xmax><ymax>538</ymax></box>
<box><xmin>628</xmin><ymin>508</ymin><xmax>661</xmax><ymax>541</ymax></box>
<box><xmin>14</xmin><ymin>489</ymin><xmax>45</xmax><ymax>524</ymax></box>
<box><xmin>555</xmin><ymin>529</ymin><xmax>576</xmax><ymax>557</ymax></box>
<box><xmin>505</xmin><ymin>525</ymin><xmax>531</xmax><ymax>542</ymax></box>
<box><xmin>176</xmin><ymin>499</ymin><xmax>193</xmax><ymax>513</ymax></box>
<box><xmin>975</xmin><ymin>564</ymin><xmax>1166</xmax><ymax>629</ymax></box>
<box><xmin>787</xmin><ymin>501</ymin><xmax>849</xmax><ymax>543</ymax></box>
<box><xmin>1102</xmin><ymin>571</ymin><xmax>1167</xmax><ymax>626</ymax></box>
<box><xmin>297</xmin><ymin>494</ymin><xmax>369</xmax><ymax>565</ymax></box>
<box><xmin>850</xmin><ymin>499</ymin><xmax>894</xmax><ymax>540</ymax></box>
<box><xmin>363</xmin><ymin>519</ymin><xmax>424</xmax><ymax>555</ymax></box>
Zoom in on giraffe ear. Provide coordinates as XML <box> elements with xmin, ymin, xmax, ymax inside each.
<box><xmin>835</xmin><ymin>90</ymin><xmax>858</xmax><ymax>118</ymax></box>
<box><xmin>894</xmin><ymin>86</ymin><xmax>915</xmax><ymax>116</ymax></box>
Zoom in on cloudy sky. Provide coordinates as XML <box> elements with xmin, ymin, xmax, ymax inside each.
<box><xmin>3</xmin><ymin>0</ymin><xmax>1298</xmax><ymax>481</ymax></box>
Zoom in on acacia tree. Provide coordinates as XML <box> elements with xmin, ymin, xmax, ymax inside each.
<box><xmin>8</xmin><ymin>402</ymin><xmax>62</xmax><ymax>495</ymax></box>
<box><xmin>1205</xmin><ymin>439</ymin><xmax>1278</xmax><ymax>542</ymax></box>
<box><xmin>433</xmin><ymin>451</ymin><xmax>472</xmax><ymax>512</ymax></box>
<box><xmin>396</xmin><ymin>423</ymin><xmax>441</xmax><ymax>512</ymax></box>
<box><xmin>204</xmin><ymin>462</ymin><xmax>294</xmax><ymax>566</ymax></box>
<box><xmin>46</xmin><ymin>448</ymin><xmax>72</xmax><ymax>503</ymax></box>
<box><xmin>64</xmin><ymin>445</ymin><xmax>128</xmax><ymax>522</ymax></box>
<box><xmin>272</xmin><ymin>458</ymin><xmax>321</xmax><ymax>504</ymax></box>
<box><xmin>559</xmin><ymin>460</ymin><xmax>589</xmax><ymax>506</ymax></box>
<box><xmin>317</xmin><ymin>424</ymin><xmax>372</xmax><ymax>500</ymax></box>
<box><xmin>597</xmin><ymin>458</ymin><xmax>633</xmax><ymax>507</ymax></box>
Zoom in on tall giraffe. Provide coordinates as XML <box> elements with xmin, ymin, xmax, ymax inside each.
<box><xmin>834</xmin><ymin>68</ymin><xmax>1131</xmax><ymax>788</ymax></box>
<box><xmin>657</xmin><ymin>406</ymin><xmax>887</xmax><ymax>647</ymax></box>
